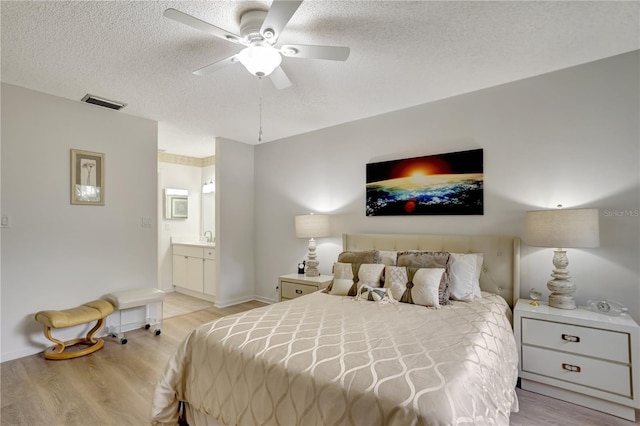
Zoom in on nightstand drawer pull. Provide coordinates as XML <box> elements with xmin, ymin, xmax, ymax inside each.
<box><xmin>561</xmin><ymin>334</ymin><xmax>580</xmax><ymax>343</ymax></box>
<box><xmin>295</xmin><ymin>289</ymin><xmax>303</xmax><ymax>294</ymax></box>
<box><xmin>562</xmin><ymin>363</ymin><xmax>581</xmax><ymax>373</ymax></box>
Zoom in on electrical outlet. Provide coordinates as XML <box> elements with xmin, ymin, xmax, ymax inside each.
<box><xmin>1</xmin><ymin>216</ymin><xmax>9</xmax><ymax>228</ymax></box>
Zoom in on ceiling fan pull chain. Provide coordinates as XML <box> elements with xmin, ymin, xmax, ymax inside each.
<box><xmin>258</xmin><ymin>76</ymin><xmax>263</xmax><ymax>142</ymax></box>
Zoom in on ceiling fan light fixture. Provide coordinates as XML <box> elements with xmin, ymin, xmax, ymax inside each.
<box><xmin>237</xmin><ymin>44</ymin><xmax>282</xmax><ymax>77</ymax></box>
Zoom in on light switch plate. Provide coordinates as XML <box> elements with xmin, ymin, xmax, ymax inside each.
<box><xmin>1</xmin><ymin>216</ymin><xmax>9</xmax><ymax>228</ymax></box>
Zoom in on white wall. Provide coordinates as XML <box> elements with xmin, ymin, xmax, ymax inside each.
<box><xmin>1</xmin><ymin>83</ymin><xmax>158</xmax><ymax>361</ymax></box>
<box><xmin>254</xmin><ymin>51</ymin><xmax>640</xmax><ymax>317</ymax></box>
<box><xmin>215</xmin><ymin>138</ymin><xmax>256</xmax><ymax>307</ymax></box>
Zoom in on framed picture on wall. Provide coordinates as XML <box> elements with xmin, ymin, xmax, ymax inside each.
<box><xmin>366</xmin><ymin>148</ymin><xmax>483</xmax><ymax>216</ymax></box>
<box><xmin>70</xmin><ymin>149</ymin><xmax>105</xmax><ymax>206</ymax></box>
<box><xmin>171</xmin><ymin>197</ymin><xmax>188</xmax><ymax>218</ymax></box>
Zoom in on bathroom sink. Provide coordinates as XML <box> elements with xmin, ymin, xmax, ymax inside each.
<box><xmin>173</xmin><ymin>241</ymin><xmax>215</xmax><ymax>248</ymax></box>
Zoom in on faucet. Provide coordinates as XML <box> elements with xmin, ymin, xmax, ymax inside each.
<box><xmin>204</xmin><ymin>230</ymin><xmax>213</xmax><ymax>244</ymax></box>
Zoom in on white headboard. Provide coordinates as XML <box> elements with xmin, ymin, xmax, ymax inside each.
<box><xmin>343</xmin><ymin>233</ymin><xmax>521</xmax><ymax>308</ymax></box>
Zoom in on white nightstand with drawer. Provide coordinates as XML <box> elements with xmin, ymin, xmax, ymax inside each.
<box><xmin>279</xmin><ymin>274</ymin><xmax>333</xmax><ymax>301</ymax></box>
<box><xmin>514</xmin><ymin>299</ymin><xmax>640</xmax><ymax>421</ymax></box>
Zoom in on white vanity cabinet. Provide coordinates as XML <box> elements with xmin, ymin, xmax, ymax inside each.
<box><xmin>203</xmin><ymin>247</ymin><xmax>217</xmax><ymax>297</ymax></box>
<box><xmin>172</xmin><ymin>244</ymin><xmax>216</xmax><ymax>302</ymax></box>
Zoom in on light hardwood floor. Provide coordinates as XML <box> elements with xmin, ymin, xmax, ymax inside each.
<box><xmin>2</xmin><ymin>300</ymin><xmax>638</xmax><ymax>426</ymax></box>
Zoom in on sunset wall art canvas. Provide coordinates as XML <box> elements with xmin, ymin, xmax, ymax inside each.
<box><xmin>366</xmin><ymin>149</ymin><xmax>483</xmax><ymax>216</ymax></box>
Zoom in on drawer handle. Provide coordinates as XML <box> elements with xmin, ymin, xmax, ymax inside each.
<box><xmin>295</xmin><ymin>289</ymin><xmax>303</xmax><ymax>294</ymax></box>
<box><xmin>561</xmin><ymin>334</ymin><xmax>580</xmax><ymax>343</ymax></box>
<box><xmin>562</xmin><ymin>363</ymin><xmax>581</xmax><ymax>373</ymax></box>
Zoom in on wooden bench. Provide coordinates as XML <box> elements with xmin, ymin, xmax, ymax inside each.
<box><xmin>34</xmin><ymin>299</ymin><xmax>114</xmax><ymax>360</ymax></box>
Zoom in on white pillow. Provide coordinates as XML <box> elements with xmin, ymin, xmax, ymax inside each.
<box><xmin>358</xmin><ymin>263</ymin><xmax>385</xmax><ymax>289</ymax></box>
<box><xmin>330</xmin><ymin>262</ymin><xmax>354</xmax><ymax>295</ymax></box>
<box><xmin>329</xmin><ymin>263</ymin><xmax>385</xmax><ymax>296</ymax></box>
<box><xmin>449</xmin><ymin>253</ymin><xmax>484</xmax><ymax>301</ymax></box>
<box><xmin>471</xmin><ymin>254</ymin><xmax>483</xmax><ymax>298</ymax></box>
<box><xmin>412</xmin><ymin>268</ymin><xmax>445</xmax><ymax>307</ymax></box>
<box><xmin>384</xmin><ymin>265</ymin><xmax>408</xmax><ymax>301</ymax></box>
<box><xmin>378</xmin><ymin>251</ymin><xmax>398</xmax><ymax>266</ymax></box>
<box><xmin>385</xmin><ymin>266</ymin><xmax>444</xmax><ymax>308</ymax></box>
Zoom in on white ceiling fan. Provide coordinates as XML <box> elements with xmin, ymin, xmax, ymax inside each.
<box><xmin>164</xmin><ymin>0</ymin><xmax>350</xmax><ymax>90</ymax></box>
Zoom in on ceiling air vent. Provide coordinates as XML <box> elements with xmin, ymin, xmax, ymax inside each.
<box><xmin>81</xmin><ymin>94</ymin><xmax>127</xmax><ymax>110</ymax></box>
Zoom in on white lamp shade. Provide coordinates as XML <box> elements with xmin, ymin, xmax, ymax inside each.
<box><xmin>295</xmin><ymin>214</ymin><xmax>330</xmax><ymax>239</ymax></box>
<box><xmin>526</xmin><ymin>208</ymin><xmax>600</xmax><ymax>248</ymax></box>
<box><xmin>237</xmin><ymin>44</ymin><xmax>282</xmax><ymax>77</ymax></box>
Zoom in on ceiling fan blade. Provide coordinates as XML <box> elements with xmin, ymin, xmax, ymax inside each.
<box><xmin>260</xmin><ymin>0</ymin><xmax>303</xmax><ymax>41</ymax></box>
<box><xmin>269</xmin><ymin>66</ymin><xmax>292</xmax><ymax>90</ymax></box>
<box><xmin>164</xmin><ymin>8</ymin><xmax>242</xmax><ymax>44</ymax></box>
<box><xmin>193</xmin><ymin>55</ymin><xmax>239</xmax><ymax>76</ymax></box>
<box><xmin>280</xmin><ymin>44</ymin><xmax>350</xmax><ymax>61</ymax></box>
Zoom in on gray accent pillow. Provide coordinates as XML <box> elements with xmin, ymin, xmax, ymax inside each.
<box><xmin>396</xmin><ymin>251</ymin><xmax>451</xmax><ymax>305</ymax></box>
<box><xmin>337</xmin><ymin>250</ymin><xmax>380</xmax><ymax>265</ymax></box>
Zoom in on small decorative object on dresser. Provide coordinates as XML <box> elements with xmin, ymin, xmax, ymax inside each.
<box><xmin>514</xmin><ymin>299</ymin><xmax>640</xmax><ymax>421</ymax></box>
<box><xmin>279</xmin><ymin>273</ymin><xmax>332</xmax><ymax>302</ymax></box>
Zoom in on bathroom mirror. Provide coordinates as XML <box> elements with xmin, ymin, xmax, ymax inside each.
<box><xmin>164</xmin><ymin>188</ymin><xmax>189</xmax><ymax>219</ymax></box>
<box><xmin>202</xmin><ymin>179</ymin><xmax>215</xmax><ymax>239</ymax></box>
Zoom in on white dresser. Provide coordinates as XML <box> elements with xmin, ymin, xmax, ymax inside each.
<box><xmin>279</xmin><ymin>274</ymin><xmax>332</xmax><ymax>301</ymax></box>
<box><xmin>514</xmin><ymin>299</ymin><xmax>640</xmax><ymax>420</ymax></box>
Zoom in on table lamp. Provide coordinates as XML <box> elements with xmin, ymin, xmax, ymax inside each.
<box><xmin>295</xmin><ymin>213</ymin><xmax>330</xmax><ymax>277</ymax></box>
<box><xmin>525</xmin><ymin>206</ymin><xmax>599</xmax><ymax>309</ymax></box>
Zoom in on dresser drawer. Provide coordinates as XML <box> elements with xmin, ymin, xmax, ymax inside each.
<box><xmin>281</xmin><ymin>281</ymin><xmax>317</xmax><ymax>299</ymax></box>
<box><xmin>522</xmin><ymin>318</ymin><xmax>629</xmax><ymax>363</ymax></box>
<box><xmin>522</xmin><ymin>345</ymin><xmax>631</xmax><ymax>397</ymax></box>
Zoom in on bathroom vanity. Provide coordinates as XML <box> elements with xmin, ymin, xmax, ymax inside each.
<box><xmin>172</xmin><ymin>242</ymin><xmax>217</xmax><ymax>302</ymax></box>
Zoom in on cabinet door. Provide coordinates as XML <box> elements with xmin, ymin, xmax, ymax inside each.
<box><xmin>173</xmin><ymin>255</ymin><xmax>188</xmax><ymax>288</ymax></box>
<box><xmin>186</xmin><ymin>257</ymin><xmax>204</xmax><ymax>292</ymax></box>
<box><xmin>204</xmin><ymin>259</ymin><xmax>217</xmax><ymax>296</ymax></box>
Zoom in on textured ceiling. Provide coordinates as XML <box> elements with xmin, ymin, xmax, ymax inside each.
<box><xmin>2</xmin><ymin>1</ymin><xmax>638</xmax><ymax>158</ymax></box>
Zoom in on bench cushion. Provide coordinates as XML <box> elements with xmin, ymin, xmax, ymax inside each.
<box><xmin>35</xmin><ymin>299</ymin><xmax>114</xmax><ymax>328</ymax></box>
<box><xmin>105</xmin><ymin>288</ymin><xmax>165</xmax><ymax>310</ymax></box>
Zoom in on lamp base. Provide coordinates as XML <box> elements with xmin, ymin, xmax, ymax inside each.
<box><xmin>305</xmin><ymin>238</ymin><xmax>320</xmax><ymax>277</ymax></box>
<box><xmin>548</xmin><ymin>293</ymin><xmax>576</xmax><ymax>310</ymax></box>
<box><xmin>546</xmin><ymin>249</ymin><xmax>576</xmax><ymax>310</ymax></box>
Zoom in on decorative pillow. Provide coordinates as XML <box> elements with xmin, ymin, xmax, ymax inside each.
<box><xmin>471</xmin><ymin>254</ymin><xmax>484</xmax><ymax>298</ymax></box>
<box><xmin>449</xmin><ymin>253</ymin><xmax>484</xmax><ymax>302</ymax></box>
<box><xmin>384</xmin><ymin>265</ymin><xmax>409</xmax><ymax>301</ymax></box>
<box><xmin>377</xmin><ymin>251</ymin><xmax>398</xmax><ymax>266</ymax></box>
<box><xmin>328</xmin><ymin>262</ymin><xmax>385</xmax><ymax>296</ymax></box>
<box><xmin>337</xmin><ymin>250</ymin><xmax>380</xmax><ymax>265</ymax></box>
<box><xmin>356</xmin><ymin>285</ymin><xmax>396</xmax><ymax>303</ymax></box>
<box><xmin>396</xmin><ymin>251</ymin><xmax>451</xmax><ymax>305</ymax></box>
<box><xmin>385</xmin><ymin>266</ymin><xmax>443</xmax><ymax>308</ymax></box>
<box><xmin>357</xmin><ymin>263</ymin><xmax>385</xmax><ymax>288</ymax></box>
<box><xmin>329</xmin><ymin>262</ymin><xmax>356</xmax><ymax>296</ymax></box>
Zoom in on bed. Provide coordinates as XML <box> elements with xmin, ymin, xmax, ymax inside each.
<box><xmin>152</xmin><ymin>233</ymin><xmax>521</xmax><ymax>425</ymax></box>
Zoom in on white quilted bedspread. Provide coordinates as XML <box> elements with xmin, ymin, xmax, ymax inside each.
<box><xmin>152</xmin><ymin>292</ymin><xmax>518</xmax><ymax>426</ymax></box>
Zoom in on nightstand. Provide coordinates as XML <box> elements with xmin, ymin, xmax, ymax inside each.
<box><xmin>279</xmin><ymin>274</ymin><xmax>333</xmax><ymax>301</ymax></box>
<box><xmin>514</xmin><ymin>299</ymin><xmax>640</xmax><ymax>421</ymax></box>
